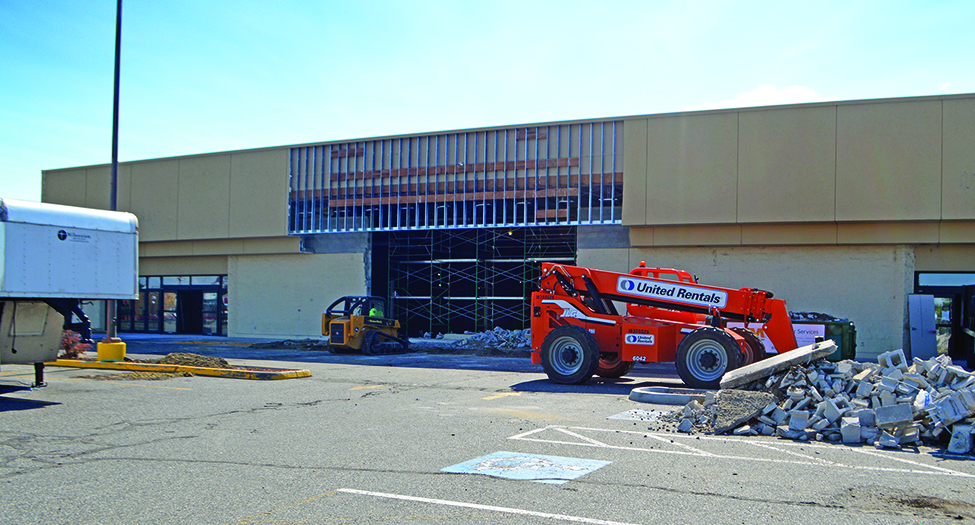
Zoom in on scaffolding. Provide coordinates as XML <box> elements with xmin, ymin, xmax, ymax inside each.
<box><xmin>377</xmin><ymin>226</ymin><xmax>576</xmax><ymax>336</ymax></box>
<box><xmin>290</xmin><ymin>119</ymin><xmax>621</xmax><ymax>334</ymax></box>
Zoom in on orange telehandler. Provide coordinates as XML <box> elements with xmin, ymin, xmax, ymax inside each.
<box><xmin>530</xmin><ymin>262</ymin><xmax>799</xmax><ymax>389</ymax></box>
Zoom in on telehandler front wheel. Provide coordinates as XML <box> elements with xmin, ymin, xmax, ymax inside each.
<box><xmin>540</xmin><ymin>325</ymin><xmax>600</xmax><ymax>385</ymax></box>
<box><xmin>676</xmin><ymin>327</ymin><xmax>742</xmax><ymax>390</ymax></box>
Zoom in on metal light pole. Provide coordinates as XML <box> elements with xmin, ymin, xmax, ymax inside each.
<box><xmin>100</xmin><ymin>0</ymin><xmax>123</xmax><ymax>351</ymax></box>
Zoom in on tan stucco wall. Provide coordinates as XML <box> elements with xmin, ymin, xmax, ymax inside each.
<box><xmin>578</xmin><ymin>245</ymin><xmax>915</xmax><ymax>362</ymax></box>
<box><xmin>43</xmin><ymin>147</ymin><xmax>290</xmax><ymax>242</ymax></box>
<box><xmin>623</xmin><ymin>94</ymin><xmax>975</xmax><ymax>231</ymax></box>
<box><xmin>227</xmin><ymin>252</ymin><xmax>366</xmax><ymax>338</ymax></box>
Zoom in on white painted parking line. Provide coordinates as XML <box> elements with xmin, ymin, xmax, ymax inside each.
<box><xmin>510</xmin><ymin>425</ymin><xmax>975</xmax><ymax>479</ymax></box>
<box><xmin>337</xmin><ymin>488</ymin><xmax>643</xmax><ymax>525</ymax></box>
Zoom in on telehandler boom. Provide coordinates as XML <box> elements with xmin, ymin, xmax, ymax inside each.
<box><xmin>530</xmin><ymin>262</ymin><xmax>799</xmax><ymax>389</ymax></box>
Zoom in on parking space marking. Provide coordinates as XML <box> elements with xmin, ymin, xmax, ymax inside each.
<box><xmin>442</xmin><ymin>451</ymin><xmax>610</xmax><ymax>484</ymax></box>
<box><xmin>337</xmin><ymin>488</ymin><xmax>643</xmax><ymax>525</ymax></box>
<box><xmin>482</xmin><ymin>392</ymin><xmax>521</xmax><ymax>400</ymax></box>
<box><xmin>510</xmin><ymin>425</ymin><xmax>975</xmax><ymax>479</ymax></box>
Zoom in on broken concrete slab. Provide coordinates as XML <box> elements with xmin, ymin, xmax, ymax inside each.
<box><xmin>720</xmin><ymin>340</ymin><xmax>837</xmax><ymax>390</ymax></box>
<box><xmin>710</xmin><ymin>390</ymin><xmax>776</xmax><ymax>434</ymax></box>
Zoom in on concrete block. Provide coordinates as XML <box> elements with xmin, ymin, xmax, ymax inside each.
<box><xmin>788</xmin><ymin>410</ymin><xmax>810</xmax><ymax>431</ymax></box>
<box><xmin>760</xmin><ymin>424</ymin><xmax>774</xmax><ymax>436</ymax></box>
<box><xmin>704</xmin><ymin>391</ymin><xmax>717</xmax><ymax>406</ymax></box>
<box><xmin>879</xmin><ymin>391</ymin><xmax>897</xmax><ymax>407</ymax></box>
<box><xmin>824</xmin><ymin>398</ymin><xmax>852</xmax><ymax>423</ymax></box>
<box><xmin>856</xmin><ymin>408</ymin><xmax>876</xmax><ymax>427</ymax></box>
<box><xmin>897</xmin><ymin>424</ymin><xmax>921</xmax><ymax>445</ymax></box>
<box><xmin>720</xmin><ymin>340</ymin><xmax>838</xmax><ymax>389</ymax></box>
<box><xmin>875</xmin><ymin>403</ymin><xmax>914</xmax><ymax>429</ymax></box>
<box><xmin>782</xmin><ymin>398</ymin><xmax>794</xmax><ymax>411</ymax></box>
<box><xmin>883</xmin><ymin>368</ymin><xmax>905</xmax><ymax>381</ymax></box>
<box><xmin>814</xmin><ymin>401</ymin><xmax>827</xmax><ymax>418</ymax></box>
<box><xmin>852</xmin><ymin>368</ymin><xmax>874</xmax><ymax>382</ymax></box>
<box><xmin>946</xmin><ymin>366</ymin><xmax>972</xmax><ymax>387</ymax></box>
<box><xmin>809</xmin><ymin>386</ymin><xmax>823</xmax><ymax>402</ymax></box>
<box><xmin>733</xmin><ymin>425</ymin><xmax>757</xmax><ymax>436</ymax></box>
<box><xmin>948</xmin><ymin>425</ymin><xmax>973</xmax><ymax>454</ymax></box>
<box><xmin>956</xmin><ymin>376</ymin><xmax>975</xmax><ymax>391</ymax></box>
<box><xmin>836</xmin><ymin>361</ymin><xmax>854</xmax><ymax>376</ymax></box>
<box><xmin>878</xmin><ymin>349</ymin><xmax>908</xmax><ymax>372</ymax></box>
<box><xmin>877</xmin><ymin>377</ymin><xmax>898</xmax><ymax>393</ymax></box>
<box><xmin>861</xmin><ymin>426</ymin><xmax>881</xmax><ymax>443</ymax></box>
<box><xmin>903</xmin><ymin>373</ymin><xmax>930</xmax><ymax>389</ymax></box>
<box><xmin>876</xmin><ymin>431</ymin><xmax>900</xmax><ymax>449</ymax></box>
<box><xmin>678</xmin><ymin>418</ymin><xmax>694</xmax><ymax>433</ymax></box>
<box><xmin>812</xmin><ymin>418</ymin><xmax>831</xmax><ymax>431</ymax></box>
<box><xmin>776</xmin><ymin>426</ymin><xmax>805</xmax><ymax>439</ymax></box>
<box><xmin>757</xmin><ymin>415</ymin><xmax>776</xmax><ymax>426</ymax></box>
<box><xmin>770</xmin><ymin>407</ymin><xmax>788</xmax><ymax>425</ymax></box>
<box><xmin>851</xmin><ymin>399</ymin><xmax>870</xmax><ymax>409</ymax></box>
<box><xmin>841</xmin><ymin>417</ymin><xmax>861</xmax><ymax>443</ymax></box>
<box><xmin>794</xmin><ymin>397</ymin><xmax>812</xmax><ymax>412</ymax></box>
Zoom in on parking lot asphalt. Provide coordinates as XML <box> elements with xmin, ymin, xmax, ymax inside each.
<box><xmin>105</xmin><ymin>333</ymin><xmax>686</xmax><ymax>396</ymax></box>
<box><xmin>4</xmin><ymin>335</ymin><xmax>975</xmax><ymax>524</ymax></box>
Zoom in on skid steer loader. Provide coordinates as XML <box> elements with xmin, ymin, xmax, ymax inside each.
<box><xmin>322</xmin><ymin>296</ymin><xmax>410</xmax><ymax>355</ymax></box>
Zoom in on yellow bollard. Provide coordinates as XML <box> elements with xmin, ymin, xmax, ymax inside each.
<box><xmin>97</xmin><ymin>340</ymin><xmax>126</xmax><ymax>361</ymax></box>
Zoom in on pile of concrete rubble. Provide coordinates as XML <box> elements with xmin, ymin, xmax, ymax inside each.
<box><xmin>455</xmin><ymin>327</ymin><xmax>531</xmax><ymax>353</ymax></box>
<box><xmin>673</xmin><ymin>347</ymin><xmax>975</xmax><ymax>454</ymax></box>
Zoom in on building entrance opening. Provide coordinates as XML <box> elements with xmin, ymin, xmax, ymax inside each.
<box><xmin>373</xmin><ymin>226</ymin><xmax>576</xmax><ymax>337</ymax></box>
<box><xmin>119</xmin><ymin>275</ymin><xmax>227</xmax><ymax>336</ymax></box>
<box><xmin>916</xmin><ymin>273</ymin><xmax>975</xmax><ymax>364</ymax></box>
<box><xmin>176</xmin><ymin>290</ymin><xmax>203</xmax><ymax>334</ymax></box>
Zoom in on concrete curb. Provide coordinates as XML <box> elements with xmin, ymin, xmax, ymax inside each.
<box><xmin>48</xmin><ymin>359</ymin><xmax>312</xmax><ymax>380</ymax></box>
<box><xmin>629</xmin><ymin>386</ymin><xmax>707</xmax><ymax>405</ymax></box>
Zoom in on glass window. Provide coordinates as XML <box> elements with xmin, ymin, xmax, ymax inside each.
<box><xmin>203</xmin><ymin>292</ymin><xmax>218</xmax><ymax>335</ymax></box>
<box><xmin>147</xmin><ymin>292</ymin><xmax>160</xmax><ymax>331</ymax></box>
<box><xmin>918</xmin><ymin>273</ymin><xmax>975</xmax><ymax>287</ymax></box>
<box><xmin>163</xmin><ymin>276</ymin><xmax>191</xmax><ymax>286</ymax></box>
<box><xmin>191</xmin><ymin>275</ymin><xmax>221</xmax><ymax>286</ymax></box>
<box><xmin>148</xmin><ymin>277</ymin><xmax>161</xmax><ymax>289</ymax></box>
<box><xmin>139</xmin><ymin>277</ymin><xmax>147</xmax><ymax>289</ymax></box>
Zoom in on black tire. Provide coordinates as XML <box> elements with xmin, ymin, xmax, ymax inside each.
<box><xmin>676</xmin><ymin>327</ymin><xmax>742</xmax><ymax>389</ymax></box>
<box><xmin>730</xmin><ymin>327</ymin><xmax>766</xmax><ymax>364</ymax></box>
<box><xmin>361</xmin><ymin>330</ymin><xmax>379</xmax><ymax>355</ymax></box>
<box><xmin>540</xmin><ymin>325</ymin><xmax>600</xmax><ymax>384</ymax></box>
<box><xmin>596</xmin><ymin>353</ymin><xmax>635</xmax><ymax>378</ymax></box>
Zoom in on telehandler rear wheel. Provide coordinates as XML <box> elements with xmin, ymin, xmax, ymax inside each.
<box><xmin>596</xmin><ymin>352</ymin><xmax>635</xmax><ymax>378</ymax></box>
<box><xmin>676</xmin><ymin>327</ymin><xmax>742</xmax><ymax>390</ymax></box>
<box><xmin>541</xmin><ymin>325</ymin><xmax>600</xmax><ymax>384</ymax></box>
<box><xmin>730</xmin><ymin>327</ymin><xmax>766</xmax><ymax>364</ymax></box>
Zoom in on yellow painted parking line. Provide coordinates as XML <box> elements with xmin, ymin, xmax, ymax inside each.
<box><xmin>47</xmin><ymin>359</ymin><xmax>311</xmax><ymax>380</ymax></box>
<box><xmin>349</xmin><ymin>385</ymin><xmax>382</xmax><ymax>391</ymax></box>
<box><xmin>48</xmin><ymin>377</ymin><xmax>192</xmax><ymax>390</ymax></box>
<box><xmin>482</xmin><ymin>392</ymin><xmax>520</xmax><ymax>401</ymax></box>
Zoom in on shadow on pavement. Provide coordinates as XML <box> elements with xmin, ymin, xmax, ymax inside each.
<box><xmin>0</xmin><ymin>396</ymin><xmax>60</xmax><ymax>412</ymax></box>
<box><xmin>107</xmin><ymin>334</ymin><xmax>688</xmax><ymax>388</ymax></box>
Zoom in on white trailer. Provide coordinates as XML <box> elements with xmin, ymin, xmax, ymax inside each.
<box><xmin>0</xmin><ymin>198</ymin><xmax>138</xmax><ymax>389</ymax></box>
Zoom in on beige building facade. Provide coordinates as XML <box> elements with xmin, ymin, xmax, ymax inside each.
<box><xmin>43</xmin><ymin>94</ymin><xmax>975</xmax><ymax>361</ymax></box>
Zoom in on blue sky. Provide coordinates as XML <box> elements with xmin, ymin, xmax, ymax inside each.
<box><xmin>1</xmin><ymin>0</ymin><xmax>972</xmax><ymax>202</ymax></box>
